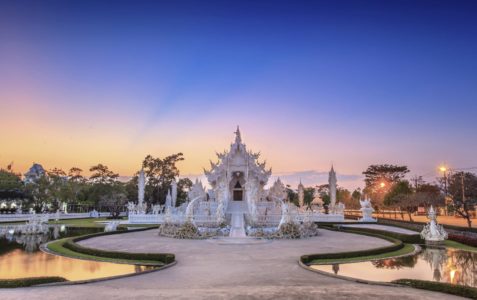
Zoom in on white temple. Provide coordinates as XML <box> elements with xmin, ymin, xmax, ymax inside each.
<box><xmin>127</xmin><ymin>127</ymin><xmax>345</xmax><ymax>232</ymax></box>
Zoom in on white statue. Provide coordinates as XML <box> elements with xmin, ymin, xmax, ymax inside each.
<box><xmin>127</xmin><ymin>201</ymin><xmax>136</xmax><ymax>213</ymax></box>
<box><xmin>278</xmin><ymin>200</ymin><xmax>293</xmax><ymax>229</ymax></box>
<box><xmin>164</xmin><ymin>206</ymin><xmax>173</xmax><ymax>224</ymax></box>
<box><xmin>104</xmin><ymin>221</ymin><xmax>120</xmax><ymax>232</ymax></box>
<box><xmin>421</xmin><ymin>206</ymin><xmax>448</xmax><ymax>242</ymax></box>
<box><xmin>171</xmin><ymin>180</ymin><xmax>178</xmax><ymax>207</ymax></box>
<box><xmin>90</xmin><ymin>209</ymin><xmax>99</xmax><ymax>218</ymax></box>
<box><xmin>165</xmin><ymin>190</ymin><xmax>172</xmax><ymax>208</ymax></box>
<box><xmin>185</xmin><ymin>195</ymin><xmax>204</xmax><ymax>223</ymax></box>
<box><xmin>359</xmin><ymin>198</ymin><xmax>376</xmax><ymax>222</ymax></box>
<box><xmin>152</xmin><ymin>204</ymin><xmax>161</xmax><ymax>215</ymax></box>
<box><xmin>61</xmin><ymin>202</ymin><xmax>68</xmax><ymax>214</ymax></box>
<box><xmin>335</xmin><ymin>202</ymin><xmax>345</xmax><ymax>215</ymax></box>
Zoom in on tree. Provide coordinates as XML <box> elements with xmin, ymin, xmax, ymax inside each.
<box><xmin>24</xmin><ymin>174</ymin><xmax>50</xmax><ymax>212</ymax></box>
<box><xmin>67</xmin><ymin>167</ymin><xmax>87</xmax><ymax>205</ymax></box>
<box><xmin>384</xmin><ymin>180</ymin><xmax>445</xmax><ymax>222</ymax></box>
<box><xmin>124</xmin><ymin>174</ymin><xmax>139</xmax><ymax>202</ymax></box>
<box><xmin>316</xmin><ymin>184</ymin><xmax>330</xmax><ymax>212</ymax></box>
<box><xmin>142</xmin><ymin>153</ymin><xmax>184</xmax><ymax>204</ymax></box>
<box><xmin>89</xmin><ymin>164</ymin><xmax>119</xmax><ymax>184</ymax></box>
<box><xmin>337</xmin><ymin>187</ymin><xmax>352</xmax><ymax>206</ymax></box>
<box><xmin>176</xmin><ymin>178</ymin><xmax>193</xmax><ymax>207</ymax></box>
<box><xmin>352</xmin><ymin>188</ymin><xmax>362</xmax><ymax>201</ymax></box>
<box><xmin>303</xmin><ymin>187</ymin><xmax>315</xmax><ymax>207</ymax></box>
<box><xmin>363</xmin><ymin>164</ymin><xmax>409</xmax><ymax>206</ymax></box>
<box><xmin>98</xmin><ymin>188</ymin><xmax>127</xmax><ymax>219</ymax></box>
<box><xmin>286</xmin><ymin>185</ymin><xmax>298</xmax><ymax>206</ymax></box>
<box><xmin>447</xmin><ymin>172</ymin><xmax>477</xmax><ymax>228</ymax></box>
<box><xmin>0</xmin><ymin>169</ymin><xmax>23</xmax><ymax>191</ymax></box>
<box><xmin>47</xmin><ymin>168</ymin><xmax>68</xmax><ymax>211</ymax></box>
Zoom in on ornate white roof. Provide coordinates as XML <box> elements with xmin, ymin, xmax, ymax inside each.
<box><xmin>204</xmin><ymin>126</ymin><xmax>272</xmax><ymax>187</ymax></box>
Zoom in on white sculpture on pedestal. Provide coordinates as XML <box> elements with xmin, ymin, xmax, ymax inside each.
<box><xmin>164</xmin><ymin>206</ymin><xmax>172</xmax><ymax>224</ymax></box>
<box><xmin>165</xmin><ymin>190</ymin><xmax>172</xmax><ymax>208</ymax></box>
<box><xmin>171</xmin><ymin>180</ymin><xmax>178</xmax><ymax>207</ymax></box>
<box><xmin>359</xmin><ymin>198</ymin><xmax>376</xmax><ymax>222</ymax></box>
<box><xmin>136</xmin><ymin>167</ymin><xmax>147</xmax><ymax>213</ymax></box>
<box><xmin>104</xmin><ymin>221</ymin><xmax>120</xmax><ymax>232</ymax></box>
<box><xmin>421</xmin><ymin>206</ymin><xmax>448</xmax><ymax>243</ymax></box>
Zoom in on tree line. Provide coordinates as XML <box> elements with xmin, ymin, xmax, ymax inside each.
<box><xmin>0</xmin><ymin>153</ymin><xmax>193</xmax><ymax>216</ymax></box>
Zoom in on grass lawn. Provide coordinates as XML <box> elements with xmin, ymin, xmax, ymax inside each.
<box><xmin>309</xmin><ymin>243</ymin><xmax>416</xmax><ymax>264</ymax></box>
<box><xmin>445</xmin><ymin>240</ymin><xmax>477</xmax><ymax>252</ymax></box>
<box><xmin>47</xmin><ymin>238</ymin><xmax>164</xmax><ymax>265</ymax></box>
<box><xmin>48</xmin><ymin>217</ymin><xmax>121</xmax><ymax>227</ymax></box>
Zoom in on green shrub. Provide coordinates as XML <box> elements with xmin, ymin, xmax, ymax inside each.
<box><xmin>301</xmin><ymin>228</ymin><xmax>404</xmax><ymax>264</ymax></box>
<box><xmin>62</xmin><ymin>227</ymin><xmax>175</xmax><ymax>264</ymax></box>
<box><xmin>342</xmin><ymin>226</ymin><xmax>422</xmax><ymax>243</ymax></box>
<box><xmin>0</xmin><ymin>277</ymin><xmax>67</xmax><ymax>288</ymax></box>
<box><xmin>393</xmin><ymin>279</ymin><xmax>477</xmax><ymax>299</ymax></box>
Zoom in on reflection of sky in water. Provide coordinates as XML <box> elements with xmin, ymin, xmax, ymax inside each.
<box><xmin>0</xmin><ymin>225</ymin><xmax>155</xmax><ymax>281</ymax></box>
<box><xmin>0</xmin><ymin>249</ymin><xmax>155</xmax><ymax>280</ymax></box>
<box><xmin>311</xmin><ymin>247</ymin><xmax>477</xmax><ymax>287</ymax></box>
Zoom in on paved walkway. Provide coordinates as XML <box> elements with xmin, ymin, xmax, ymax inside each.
<box><xmin>0</xmin><ymin>229</ymin><xmax>465</xmax><ymax>300</ymax></box>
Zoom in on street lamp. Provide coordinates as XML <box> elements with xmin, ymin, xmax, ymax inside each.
<box><xmin>439</xmin><ymin>165</ymin><xmax>449</xmax><ymax>216</ymax></box>
<box><xmin>439</xmin><ymin>166</ymin><xmax>448</xmax><ymax>195</ymax></box>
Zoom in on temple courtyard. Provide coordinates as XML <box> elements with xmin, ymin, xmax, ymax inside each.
<box><xmin>0</xmin><ymin>228</ymin><xmax>465</xmax><ymax>300</ymax></box>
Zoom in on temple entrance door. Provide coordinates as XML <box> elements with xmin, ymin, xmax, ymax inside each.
<box><xmin>233</xmin><ymin>190</ymin><xmax>243</xmax><ymax>201</ymax></box>
<box><xmin>233</xmin><ymin>181</ymin><xmax>243</xmax><ymax>201</ymax></box>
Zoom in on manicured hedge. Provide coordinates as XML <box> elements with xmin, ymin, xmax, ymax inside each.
<box><xmin>448</xmin><ymin>233</ymin><xmax>477</xmax><ymax>248</ymax></box>
<box><xmin>0</xmin><ymin>277</ymin><xmax>67</xmax><ymax>288</ymax></box>
<box><xmin>63</xmin><ymin>228</ymin><xmax>175</xmax><ymax>264</ymax></box>
<box><xmin>340</xmin><ymin>226</ymin><xmax>422</xmax><ymax>243</ymax></box>
<box><xmin>379</xmin><ymin>218</ymin><xmax>477</xmax><ymax>233</ymax></box>
<box><xmin>393</xmin><ymin>279</ymin><xmax>477</xmax><ymax>299</ymax></box>
<box><xmin>301</xmin><ymin>228</ymin><xmax>404</xmax><ymax>264</ymax></box>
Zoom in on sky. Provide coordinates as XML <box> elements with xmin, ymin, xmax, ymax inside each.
<box><xmin>0</xmin><ymin>0</ymin><xmax>476</xmax><ymax>190</ymax></box>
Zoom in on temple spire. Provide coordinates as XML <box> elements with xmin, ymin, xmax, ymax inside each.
<box><xmin>234</xmin><ymin>125</ymin><xmax>242</xmax><ymax>144</ymax></box>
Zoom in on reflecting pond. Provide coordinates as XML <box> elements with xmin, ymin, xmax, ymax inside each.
<box><xmin>311</xmin><ymin>246</ymin><xmax>477</xmax><ymax>287</ymax></box>
<box><xmin>0</xmin><ymin>225</ymin><xmax>157</xmax><ymax>281</ymax></box>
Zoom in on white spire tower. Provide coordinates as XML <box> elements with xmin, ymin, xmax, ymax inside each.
<box><xmin>328</xmin><ymin>165</ymin><xmax>337</xmax><ymax>210</ymax></box>
<box><xmin>298</xmin><ymin>179</ymin><xmax>305</xmax><ymax>208</ymax></box>
<box><xmin>138</xmin><ymin>167</ymin><xmax>146</xmax><ymax>212</ymax></box>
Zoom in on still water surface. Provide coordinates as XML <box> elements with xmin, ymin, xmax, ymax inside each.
<box><xmin>311</xmin><ymin>246</ymin><xmax>477</xmax><ymax>287</ymax></box>
<box><xmin>0</xmin><ymin>225</ymin><xmax>156</xmax><ymax>281</ymax></box>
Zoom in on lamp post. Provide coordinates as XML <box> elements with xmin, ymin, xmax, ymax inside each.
<box><xmin>440</xmin><ymin>166</ymin><xmax>448</xmax><ymax>216</ymax></box>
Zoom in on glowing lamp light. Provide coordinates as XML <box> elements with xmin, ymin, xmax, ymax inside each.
<box><xmin>380</xmin><ymin>182</ymin><xmax>386</xmax><ymax>188</ymax></box>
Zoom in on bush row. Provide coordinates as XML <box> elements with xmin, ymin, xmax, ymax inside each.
<box><xmin>63</xmin><ymin>228</ymin><xmax>175</xmax><ymax>264</ymax></box>
<box><xmin>0</xmin><ymin>277</ymin><xmax>67</xmax><ymax>288</ymax></box>
<box><xmin>379</xmin><ymin>217</ymin><xmax>477</xmax><ymax>234</ymax></box>
<box><xmin>393</xmin><ymin>279</ymin><xmax>477</xmax><ymax>299</ymax></box>
<box><xmin>448</xmin><ymin>233</ymin><xmax>477</xmax><ymax>248</ymax></box>
<box><xmin>340</xmin><ymin>226</ymin><xmax>422</xmax><ymax>243</ymax></box>
<box><xmin>301</xmin><ymin>227</ymin><xmax>404</xmax><ymax>264</ymax></box>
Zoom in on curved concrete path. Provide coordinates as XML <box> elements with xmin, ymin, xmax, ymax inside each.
<box><xmin>0</xmin><ymin>229</ymin><xmax>465</xmax><ymax>299</ymax></box>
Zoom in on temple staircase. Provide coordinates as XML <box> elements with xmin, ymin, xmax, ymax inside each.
<box><xmin>227</xmin><ymin>201</ymin><xmax>247</xmax><ymax>238</ymax></box>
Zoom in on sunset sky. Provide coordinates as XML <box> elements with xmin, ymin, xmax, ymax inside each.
<box><xmin>1</xmin><ymin>1</ymin><xmax>476</xmax><ymax>190</ymax></box>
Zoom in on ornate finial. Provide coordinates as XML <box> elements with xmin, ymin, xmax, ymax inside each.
<box><xmin>234</xmin><ymin>126</ymin><xmax>242</xmax><ymax>143</ymax></box>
